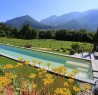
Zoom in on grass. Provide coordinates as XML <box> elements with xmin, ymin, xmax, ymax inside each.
<box><xmin>0</xmin><ymin>55</ymin><xmax>37</xmax><ymax>78</ymax></box>
<box><xmin>0</xmin><ymin>55</ymin><xmax>17</xmax><ymax>66</ymax></box>
<box><xmin>0</xmin><ymin>38</ymin><xmax>93</xmax><ymax>55</ymax></box>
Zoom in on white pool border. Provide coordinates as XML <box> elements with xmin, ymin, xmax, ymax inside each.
<box><xmin>0</xmin><ymin>43</ymin><xmax>97</xmax><ymax>84</ymax></box>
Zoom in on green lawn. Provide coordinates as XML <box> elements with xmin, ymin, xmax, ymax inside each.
<box><xmin>0</xmin><ymin>55</ymin><xmax>17</xmax><ymax>66</ymax></box>
<box><xmin>0</xmin><ymin>38</ymin><xmax>93</xmax><ymax>54</ymax></box>
<box><xmin>0</xmin><ymin>55</ymin><xmax>41</xmax><ymax>84</ymax></box>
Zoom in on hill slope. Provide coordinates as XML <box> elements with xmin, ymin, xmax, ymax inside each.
<box><xmin>5</xmin><ymin>15</ymin><xmax>53</xmax><ymax>29</ymax></box>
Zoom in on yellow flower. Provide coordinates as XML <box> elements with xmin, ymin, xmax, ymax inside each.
<box><xmin>18</xmin><ymin>58</ymin><xmax>23</xmax><ymax>61</ymax></box>
<box><xmin>0</xmin><ymin>76</ymin><xmax>12</xmax><ymax>90</ymax></box>
<box><xmin>38</xmin><ymin>72</ymin><xmax>43</xmax><ymax>78</ymax></box>
<box><xmin>43</xmin><ymin>74</ymin><xmax>54</xmax><ymax>85</ymax></box>
<box><xmin>68</xmin><ymin>79</ymin><xmax>74</xmax><ymax>83</ymax></box>
<box><xmin>52</xmin><ymin>68</ymin><xmax>57</xmax><ymax>72</ymax></box>
<box><xmin>54</xmin><ymin>88</ymin><xmax>71</xmax><ymax>95</ymax></box>
<box><xmin>37</xmin><ymin>61</ymin><xmax>42</xmax><ymax>66</ymax></box>
<box><xmin>46</xmin><ymin>63</ymin><xmax>51</xmax><ymax>67</ymax></box>
<box><xmin>25</xmin><ymin>60</ymin><xmax>30</xmax><ymax>65</ymax></box>
<box><xmin>32</xmin><ymin>59</ymin><xmax>36</xmax><ymax>63</ymax></box>
<box><xmin>64</xmin><ymin>82</ymin><xmax>68</xmax><ymax>87</ymax></box>
<box><xmin>72</xmin><ymin>70</ymin><xmax>79</xmax><ymax>75</ymax></box>
<box><xmin>73</xmin><ymin>86</ymin><xmax>81</xmax><ymax>92</ymax></box>
<box><xmin>68</xmin><ymin>73</ymin><xmax>75</xmax><ymax>78</ymax></box>
<box><xmin>37</xmin><ymin>68</ymin><xmax>41</xmax><ymax>71</ymax></box>
<box><xmin>5</xmin><ymin>72</ymin><xmax>17</xmax><ymax>79</ymax></box>
<box><xmin>32</xmin><ymin>63</ymin><xmax>35</xmax><ymax>67</ymax></box>
<box><xmin>40</xmin><ymin>68</ymin><xmax>47</xmax><ymax>73</ymax></box>
<box><xmin>29</xmin><ymin>73</ymin><xmax>36</xmax><ymax>79</ymax></box>
<box><xmin>32</xmin><ymin>83</ymin><xmax>37</xmax><ymax>89</ymax></box>
<box><xmin>54</xmin><ymin>66</ymin><xmax>68</xmax><ymax>74</ymax></box>
<box><xmin>16</xmin><ymin>62</ymin><xmax>23</xmax><ymax>67</ymax></box>
<box><xmin>3</xmin><ymin>64</ymin><xmax>14</xmax><ymax>69</ymax></box>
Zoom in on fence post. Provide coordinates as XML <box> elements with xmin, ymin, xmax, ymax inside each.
<box><xmin>2</xmin><ymin>39</ymin><xmax>3</xmax><ymax>43</ymax></box>
<box><xmin>50</xmin><ymin>43</ymin><xmax>51</xmax><ymax>48</ymax></box>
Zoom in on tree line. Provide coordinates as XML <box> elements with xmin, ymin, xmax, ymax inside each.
<box><xmin>0</xmin><ymin>22</ymin><xmax>96</xmax><ymax>43</ymax></box>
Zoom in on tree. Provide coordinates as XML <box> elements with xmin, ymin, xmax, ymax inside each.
<box><xmin>0</xmin><ymin>23</ymin><xmax>13</xmax><ymax>37</ymax></box>
<box><xmin>55</xmin><ymin>29</ymin><xmax>67</xmax><ymax>40</ymax></box>
<box><xmin>0</xmin><ymin>30</ymin><xmax>6</xmax><ymax>37</ymax></box>
<box><xmin>94</xmin><ymin>28</ymin><xmax>98</xmax><ymax>51</ymax></box>
<box><xmin>19</xmin><ymin>24</ymin><xmax>38</xmax><ymax>39</ymax></box>
<box><xmin>11</xmin><ymin>28</ymin><xmax>19</xmax><ymax>38</ymax></box>
<box><xmin>45</xmin><ymin>31</ymin><xmax>53</xmax><ymax>39</ymax></box>
<box><xmin>39</xmin><ymin>31</ymin><xmax>46</xmax><ymax>39</ymax></box>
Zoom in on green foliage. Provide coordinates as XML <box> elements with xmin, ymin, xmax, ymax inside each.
<box><xmin>19</xmin><ymin>24</ymin><xmax>38</xmax><ymax>39</ymax></box>
<box><xmin>55</xmin><ymin>29</ymin><xmax>95</xmax><ymax>43</ymax></box>
<box><xmin>0</xmin><ymin>22</ymin><xmax>96</xmax><ymax>44</ymax></box>
<box><xmin>24</xmin><ymin>43</ymin><xmax>32</xmax><ymax>48</ymax></box>
<box><xmin>71</xmin><ymin>43</ymin><xmax>80</xmax><ymax>52</ymax></box>
<box><xmin>70</xmin><ymin>49</ymin><xmax>75</xmax><ymax>55</ymax></box>
<box><xmin>0</xmin><ymin>22</ymin><xmax>12</xmax><ymax>37</ymax></box>
<box><xmin>39</xmin><ymin>30</ymin><xmax>54</xmax><ymax>39</ymax></box>
<box><xmin>94</xmin><ymin>28</ymin><xmax>98</xmax><ymax>51</ymax></box>
<box><xmin>0</xmin><ymin>30</ymin><xmax>6</xmax><ymax>37</ymax></box>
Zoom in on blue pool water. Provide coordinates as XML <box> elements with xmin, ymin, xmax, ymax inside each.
<box><xmin>0</xmin><ymin>44</ymin><xmax>93</xmax><ymax>80</ymax></box>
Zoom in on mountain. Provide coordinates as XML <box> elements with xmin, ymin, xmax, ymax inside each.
<box><xmin>40</xmin><ymin>9</ymin><xmax>98</xmax><ymax>31</ymax></box>
<box><xmin>5</xmin><ymin>15</ymin><xmax>53</xmax><ymax>29</ymax></box>
<box><xmin>63</xmin><ymin>9</ymin><xmax>98</xmax><ymax>31</ymax></box>
<box><xmin>40</xmin><ymin>12</ymin><xmax>82</xmax><ymax>26</ymax></box>
<box><xmin>40</xmin><ymin>15</ymin><xmax>58</xmax><ymax>26</ymax></box>
<box><xmin>4</xmin><ymin>9</ymin><xmax>98</xmax><ymax>31</ymax></box>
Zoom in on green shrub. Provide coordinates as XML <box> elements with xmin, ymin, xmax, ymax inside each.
<box><xmin>24</xmin><ymin>44</ymin><xmax>32</xmax><ymax>48</ymax></box>
<box><xmin>71</xmin><ymin>43</ymin><xmax>80</xmax><ymax>52</ymax></box>
<box><xmin>70</xmin><ymin>49</ymin><xmax>75</xmax><ymax>55</ymax></box>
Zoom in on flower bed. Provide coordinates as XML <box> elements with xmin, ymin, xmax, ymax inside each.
<box><xmin>0</xmin><ymin>58</ymin><xmax>92</xmax><ymax>95</ymax></box>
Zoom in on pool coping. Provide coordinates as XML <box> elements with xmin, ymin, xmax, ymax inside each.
<box><xmin>0</xmin><ymin>43</ymin><xmax>97</xmax><ymax>84</ymax></box>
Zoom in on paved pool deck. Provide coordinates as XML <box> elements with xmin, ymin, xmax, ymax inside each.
<box><xmin>73</xmin><ymin>52</ymin><xmax>98</xmax><ymax>83</ymax></box>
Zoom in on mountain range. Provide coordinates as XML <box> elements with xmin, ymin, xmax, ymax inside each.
<box><xmin>5</xmin><ymin>15</ymin><xmax>53</xmax><ymax>29</ymax></box>
<box><xmin>3</xmin><ymin>9</ymin><xmax>98</xmax><ymax>31</ymax></box>
<box><xmin>40</xmin><ymin>9</ymin><xmax>98</xmax><ymax>31</ymax></box>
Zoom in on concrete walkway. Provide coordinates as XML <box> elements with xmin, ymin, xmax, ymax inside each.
<box><xmin>90</xmin><ymin>53</ymin><xmax>98</xmax><ymax>82</ymax></box>
<box><xmin>90</xmin><ymin>53</ymin><xmax>98</xmax><ymax>72</ymax></box>
<box><xmin>72</xmin><ymin>52</ymin><xmax>90</xmax><ymax>59</ymax></box>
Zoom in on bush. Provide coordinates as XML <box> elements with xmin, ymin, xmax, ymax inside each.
<box><xmin>66</xmin><ymin>48</ymin><xmax>71</xmax><ymax>51</ymax></box>
<box><xmin>78</xmin><ymin>50</ymin><xmax>82</xmax><ymax>54</ymax></box>
<box><xmin>63</xmin><ymin>49</ymin><xmax>66</xmax><ymax>52</ymax></box>
<box><xmin>56</xmin><ymin>49</ymin><xmax>60</xmax><ymax>51</ymax></box>
<box><xmin>70</xmin><ymin>49</ymin><xmax>75</xmax><ymax>55</ymax></box>
<box><xmin>24</xmin><ymin>44</ymin><xmax>32</xmax><ymax>48</ymax></box>
<box><xmin>71</xmin><ymin>43</ymin><xmax>80</xmax><ymax>52</ymax></box>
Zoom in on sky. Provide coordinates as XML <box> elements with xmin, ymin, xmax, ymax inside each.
<box><xmin>0</xmin><ymin>0</ymin><xmax>98</xmax><ymax>22</ymax></box>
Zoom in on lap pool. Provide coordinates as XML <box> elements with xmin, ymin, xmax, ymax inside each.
<box><xmin>0</xmin><ymin>44</ymin><xmax>94</xmax><ymax>83</ymax></box>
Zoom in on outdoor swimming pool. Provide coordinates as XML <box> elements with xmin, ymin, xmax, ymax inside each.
<box><xmin>0</xmin><ymin>44</ymin><xmax>93</xmax><ymax>82</ymax></box>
